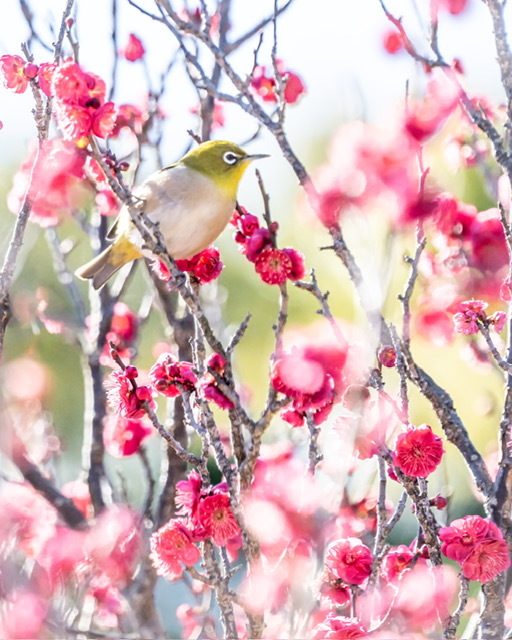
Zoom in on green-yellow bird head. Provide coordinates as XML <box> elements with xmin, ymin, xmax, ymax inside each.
<box><xmin>180</xmin><ymin>140</ymin><xmax>269</xmax><ymax>199</ymax></box>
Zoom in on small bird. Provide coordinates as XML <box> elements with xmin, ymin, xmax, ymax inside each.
<box><xmin>76</xmin><ymin>140</ymin><xmax>268</xmax><ymax>289</ymax></box>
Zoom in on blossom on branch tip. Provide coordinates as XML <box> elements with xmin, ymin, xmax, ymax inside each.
<box><xmin>105</xmin><ymin>370</ymin><xmax>155</xmax><ymax>419</ymax></box>
<box><xmin>149</xmin><ymin>353</ymin><xmax>197</xmax><ymax>397</ymax></box>
<box><xmin>383</xmin><ymin>30</ymin><xmax>403</xmax><ymax>54</ymax></box>
<box><xmin>452</xmin><ymin>299</ymin><xmax>487</xmax><ymax>335</ymax></box>
<box><xmin>0</xmin><ymin>55</ymin><xmax>29</xmax><ymax>93</ymax></box>
<box><xmin>51</xmin><ymin>61</ymin><xmax>116</xmax><ymax>141</ymax></box>
<box><xmin>121</xmin><ymin>33</ymin><xmax>145</xmax><ymax>61</ymax></box>
<box><xmin>392</xmin><ymin>424</ymin><xmax>444</xmax><ymax>477</ymax></box>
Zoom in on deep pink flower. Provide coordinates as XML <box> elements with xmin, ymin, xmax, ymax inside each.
<box><xmin>177</xmin><ymin>246</ymin><xmax>223</xmax><ymax>284</ymax></box>
<box><xmin>392</xmin><ymin>424</ymin><xmax>444</xmax><ymax>477</ymax></box>
<box><xmin>383</xmin><ymin>30</ymin><xmax>403</xmax><ymax>54</ymax></box>
<box><xmin>52</xmin><ymin>62</ymin><xmax>115</xmax><ymax>141</ymax></box>
<box><xmin>105</xmin><ymin>370</ymin><xmax>155</xmax><ymax>418</ymax></box>
<box><xmin>452</xmin><ymin>299</ymin><xmax>488</xmax><ymax>335</ymax></box>
<box><xmin>283</xmin><ymin>71</ymin><xmax>306</xmax><ymax>104</ymax></box>
<box><xmin>244</xmin><ymin>227</ymin><xmax>273</xmax><ymax>261</ymax></box>
<box><xmin>37</xmin><ymin>62</ymin><xmax>56</xmax><ymax>96</ymax></box>
<box><xmin>95</xmin><ymin>188</ymin><xmax>120</xmax><ymax>216</ymax></box>
<box><xmin>461</xmin><ymin>538</ymin><xmax>511</xmax><ymax>583</ymax></box>
<box><xmin>91</xmin><ymin>101</ymin><xmax>117</xmax><ymax>138</ymax></box>
<box><xmin>312</xmin><ymin>614</ymin><xmax>367</xmax><ymax>640</ymax></box>
<box><xmin>0</xmin><ymin>55</ymin><xmax>28</xmax><ymax>93</ymax></box>
<box><xmin>231</xmin><ymin>208</ymin><xmax>260</xmax><ymax>237</ymax></box>
<box><xmin>378</xmin><ymin>345</ymin><xmax>397</xmax><ymax>367</ymax></box>
<box><xmin>150</xmin><ymin>520</ymin><xmax>200</xmax><ymax>580</ymax></box>
<box><xmin>175</xmin><ymin>471</ymin><xmax>203</xmax><ymax>519</ymax></box>
<box><xmin>324</xmin><ymin>538</ymin><xmax>373</xmax><ymax>586</ymax></box>
<box><xmin>103</xmin><ymin>413</ymin><xmax>153</xmax><ymax>457</ymax></box>
<box><xmin>149</xmin><ymin>352</ymin><xmax>197</xmax><ymax>397</ymax></box>
<box><xmin>439</xmin><ymin>515</ymin><xmax>504</xmax><ymax>563</ymax></box>
<box><xmin>197</xmin><ymin>493</ymin><xmax>240</xmax><ymax>545</ymax></box>
<box><xmin>255</xmin><ymin>247</ymin><xmax>292</xmax><ymax>284</ymax></box>
<box><xmin>121</xmin><ymin>33</ymin><xmax>146</xmax><ymax>61</ymax></box>
<box><xmin>282</xmin><ymin>247</ymin><xmax>306</xmax><ymax>280</ymax></box>
<box><xmin>381</xmin><ymin>545</ymin><xmax>415</xmax><ymax>583</ymax></box>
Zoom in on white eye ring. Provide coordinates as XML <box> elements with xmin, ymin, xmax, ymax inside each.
<box><xmin>223</xmin><ymin>151</ymin><xmax>239</xmax><ymax>165</ymax></box>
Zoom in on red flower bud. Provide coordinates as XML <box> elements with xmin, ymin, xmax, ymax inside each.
<box><xmin>125</xmin><ymin>365</ymin><xmax>139</xmax><ymax>379</ymax></box>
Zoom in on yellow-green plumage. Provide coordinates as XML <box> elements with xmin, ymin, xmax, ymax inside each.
<box><xmin>75</xmin><ymin>141</ymin><xmax>267</xmax><ymax>290</ymax></box>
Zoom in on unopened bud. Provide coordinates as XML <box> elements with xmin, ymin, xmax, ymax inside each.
<box><xmin>378</xmin><ymin>345</ymin><xmax>397</xmax><ymax>368</ymax></box>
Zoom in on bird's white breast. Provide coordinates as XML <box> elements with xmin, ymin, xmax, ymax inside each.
<box><xmin>126</xmin><ymin>164</ymin><xmax>235</xmax><ymax>260</ymax></box>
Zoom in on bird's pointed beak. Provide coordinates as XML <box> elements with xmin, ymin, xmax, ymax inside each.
<box><xmin>245</xmin><ymin>153</ymin><xmax>270</xmax><ymax>161</ymax></box>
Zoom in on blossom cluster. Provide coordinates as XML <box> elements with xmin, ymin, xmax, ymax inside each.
<box><xmin>250</xmin><ymin>60</ymin><xmax>306</xmax><ymax>104</ymax></box>
<box><xmin>451</xmin><ymin>299</ymin><xmax>506</xmax><ymax>335</ymax></box>
<box><xmin>149</xmin><ymin>351</ymin><xmax>234</xmax><ymax>410</ymax></box>
<box><xmin>440</xmin><ymin>515</ymin><xmax>511</xmax><ymax>583</ymax></box>
<box><xmin>271</xmin><ymin>333</ymin><xmax>348</xmax><ymax>427</ymax></box>
<box><xmin>0</xmin><ymin>54</ymin><xmax>54</xmax><ymax>95</ymax></box>
<box><xmin>150</xmin><ymin>472</ymin><xmax>240</xmax><ymax>580</ymax></box>
<box><xmin>231</xmin><ymin>207</ymin><xmax>306</xmax><ymax>285</ymax></box>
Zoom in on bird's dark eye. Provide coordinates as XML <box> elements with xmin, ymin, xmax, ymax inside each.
<box><xmin>223</xmin><ymin>151</ymin><xmax>239</xmax><ymax>165</ymax></box>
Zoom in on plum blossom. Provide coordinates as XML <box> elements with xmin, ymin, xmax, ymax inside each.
<box><xmin>197</xmin><ymin>493</ymin><xmax>240</xmax><ymax>545</ymax></box>
<box><xmin>452</xmin><ymin>299</ymin><xmax>488</xmax><ymax>335</ymax></box>
<box><xmin>324</xmin><ymin>538</ymin><xmax>373</xmax><ymax>586</ymax></box>
<box><xmin>51</xmin><ymin>61</ymin><xmax>116</xmax><ymax>142</ymax></box>
<box><xmin>121</xmin><ymin>33</ymin><xmax>145</xmax><ymax>61</ymax></box>
<box><xmin>392</xmin><ymin>424</ymin><xmax>444</xmax><ymax>478</ymax></box>
<box><xmin>149</xmin><ymin>352</ymin><xmax>197</xmax><ymax>397</ymax></box>
<box><xmin>150</xmin><ymin>520</ymin><xmax>201</xmax><ymax>580</ymax></box>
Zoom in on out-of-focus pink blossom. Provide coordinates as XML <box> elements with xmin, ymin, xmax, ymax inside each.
<box><xmin>121</xmin><ymin>33</ymin><xmax>145</xmax><ymax>61</ymax></box>
<box><xmin>87</xmin><ymin>505</ymin><xmax>142</xmax><ymax>586</ymax></box>
<box><xmin>0</xmin><ymin>589</ymin><xmax>48</xmax><ymax>639</ymax></box>
<box><xmin>312</xmin><ymin>613</ymin><xmax>367</xmax><ymax>639</ymax></box>
<box><xmin>8</xmin><ymin>139</ymin><xmax>90</xmax><ymax>227</ymax></box>
<box><xmin>103</xmin><ymin>413</ymin><xmax>153</xmax><ymax>457</ymax></box>
<box><xmin>150</xmin><ymin>520</ymin><xmax>200</xmax><ymax>580</ymax></box>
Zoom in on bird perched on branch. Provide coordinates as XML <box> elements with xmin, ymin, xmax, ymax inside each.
<box><xmin>76</xmin><ymin>140</ymin><xmax>268</xmax><ymax>289</ymax></box>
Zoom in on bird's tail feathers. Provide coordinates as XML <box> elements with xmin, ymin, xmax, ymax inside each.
<box><xmin>75</xmin><ymin>241</ymin><xmax>141</xmax><ymax>290</ymax></box>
